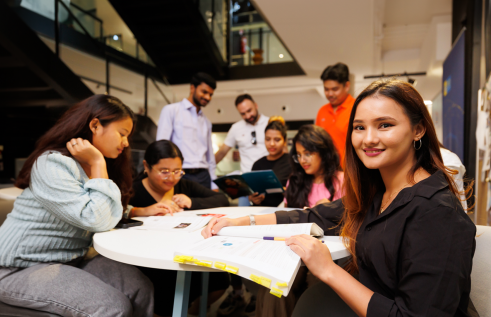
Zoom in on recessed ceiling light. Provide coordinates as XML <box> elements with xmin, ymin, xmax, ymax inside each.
<box><xmin>113</xmin><ymin>35</ymin><xmax>119</xmax><ymax>41</ymax></box>
<box><xmin>279</xmin><ymin>54</ymin><xmax>284</xmax><ymax>58</ymax></box>
<box><xmin>424</xmin><ymin>100</ymin><xmax>433</xmax><ymax>106</ymax></box>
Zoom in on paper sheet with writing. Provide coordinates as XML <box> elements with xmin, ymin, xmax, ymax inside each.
<box><xmin>130</xmin><ymin>216</ymin><xmax>212</xmax><ymax>232</ymax></box>
<box><xmin>175</xmin><ymin>235</ymin><xmax>301</xmax><ymax>296</ymax></box>
<box><xmin>216</xmin><ymin>223</ymin><xmax>323</xmax><ymax>239</ymax></box>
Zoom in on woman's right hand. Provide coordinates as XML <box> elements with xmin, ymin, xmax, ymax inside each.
<box><xmin>67</xmin><ymin>138</ymin><xmax>105</xmax><ymax>166</ymax></box>
<box><xmin>159</xmin><ymin>199</ymin><xmax>183</xmax><ymax>214</ymax></box>
<box><xmin>201</xmin><ymin>217</ymin><xmax>240</xmax><ymax>239</ymax></box>
<box><xmin>132</xmin><ymin>202</ymin><xmax>175</xmax><ymax>217</ymax></box>
<box><xmin>249</xmin><ymin>192</ymin><xmax>265</xmax><ymax>205</ymax></box>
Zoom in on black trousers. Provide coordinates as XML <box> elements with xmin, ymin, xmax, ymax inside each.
<box><xmin>182</xmin><ymin>169</ymin><xmax>212</xmax><ymax>189</ymax></box>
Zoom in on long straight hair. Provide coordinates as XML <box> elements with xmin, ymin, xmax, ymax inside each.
<box><xmin>286</xmin><ymin>125</ymin><xmax>341</xmax><ymax>208</ymax></box>
<box><xmin>340</xmin><ymin>79</ymin><xmax>469</xmax><ymax>274</ymax></box>
<box><xmin>16</xmin><ymin>94</ymin><xmax>136</xmax><ymax>208</ymax></box>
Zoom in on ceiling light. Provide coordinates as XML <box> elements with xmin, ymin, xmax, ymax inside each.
<box><xmin>112</xmin><ymin>35</ymin><xmax>119</xmax><ymax>41</ymax></box>
<box><xmin>279</xmin><ymin>54</ymin><xmax>284</xmax><ymax>58</ymax></box>
<box><xmin>424</xmin><ymin>100</ymin><xmax>433</xmax><ymax>106</ymax></box>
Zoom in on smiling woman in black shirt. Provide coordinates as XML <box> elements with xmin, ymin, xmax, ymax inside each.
<box><xmin>202</xmin><ymin>79</ymin><xmax>477</xmax><ymax>317</ymax></box>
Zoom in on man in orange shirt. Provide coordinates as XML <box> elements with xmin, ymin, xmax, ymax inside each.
<box><xmin>315</xmin><ymin>63</ymin><xmax>355</xmax><ymax>166</ymax></box>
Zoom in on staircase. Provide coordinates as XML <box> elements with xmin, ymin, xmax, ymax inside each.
<box><xmin>0</xmin><ymin>0</ymin><xmax>93</xmax><ymax>181</ymax></box>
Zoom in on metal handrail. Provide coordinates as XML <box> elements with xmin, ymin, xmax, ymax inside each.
<box><xmin>56</xmin><ymin>0</ymin><xmax>103</xmax><ymax>53</ymax></box>
<box><xmin>54</xmin><ymin>0</ymin><xmax>173</xmax><ymax>111</ymax></box>
<box><xmin>69</xmin><ymin>2</ymin><xmax>103</xmax><ymax>23</ymax></box>
<box><xmin>150</xmin><ymin>78</ymin><xmax>172</xmax><ymax>104</ymax></box>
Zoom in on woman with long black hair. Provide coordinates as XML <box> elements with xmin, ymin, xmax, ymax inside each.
<box><xmin>0</xmin><ymin>95</ymin><xmax>154</xmax><ymax>316</ymax></box>
<box><xmin>285</xmin><ymin>124</ymin><xmax>344</xmax><ymax>208</ymax></box>
<box><xmin>203</xmin><ymin>79</ymin><xmax>476</xmax><ymax>316</ymax></box>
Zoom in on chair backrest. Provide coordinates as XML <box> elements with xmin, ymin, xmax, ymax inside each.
<box><xmin>470</xmin><ymin>225</ymin><xmax>491</xmax><ymax>316</ymax></box>
<box><xmin>0</xmin><ymin>187</ymin><xmax>23</xmax><ymax>200</ymax></box>
<box><xmin>0</xmin><ymin>199</ymin><xmax>15</xmax><ymax>226</ymax></box>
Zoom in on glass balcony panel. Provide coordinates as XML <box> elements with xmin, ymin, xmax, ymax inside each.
<box><xmin>229</xmin><ymin>1</ymin><xmax>293</xmax><ymax>67</ymax></box>
<box><xmin>199</xmin><ymin>0</ymin><xmax>214</xmax><ymax>31</ymax></box>
<box><xmin>212</xmin><ymin>0</ymin><xmax>227</xmax><ymax>61</ymax></box>
<box><xmin>67</xmin><ymin>4</ymin><xmax>100</xmax><ymax>39</ymax></box>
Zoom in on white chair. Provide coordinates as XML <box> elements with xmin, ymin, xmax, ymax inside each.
<box><xmin>470</xmin><ymin>225</ymin><xmax>491</xmax><ymax>316</ymax></box>
<box><xmin>0</xmin><ymin>187</ymin><xmax>22</xmax><ymax>226</ymax></box>
<box><xmin>0</xmin><ymin>186</ymin><xmax>23</xmax><ymax>200</ymax></box>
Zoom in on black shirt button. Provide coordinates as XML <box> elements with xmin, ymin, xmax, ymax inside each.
<box><xmin>367</xmin><ymin>226</ymin><xmax>371</xmax><ymax>231</ymax></box>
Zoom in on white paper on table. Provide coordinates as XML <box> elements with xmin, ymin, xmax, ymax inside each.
<box><xmin>216</xmin><ymin>223</ymin><xmax>323</xmax><ymax>239</ymax></box>
<box><xmin>131</xmin><ymin>216</ymin><xmax>212</xmax><ymax>232</ymax></box>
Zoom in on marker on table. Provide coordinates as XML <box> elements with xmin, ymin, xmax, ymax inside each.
<box><xmin>263</xmin><ymin>237</ymin><xmax>324</xmax><ymax>243</ymax></box>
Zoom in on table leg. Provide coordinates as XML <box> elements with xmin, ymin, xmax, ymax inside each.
<box><xmin>199</xmin><ymin>272</ymin><xmax>210</xmax><ymax>317</ymax></box>
<box><xmin>173</xmin><ymin>271</ymin><xmax>192</xmax><ymax>317</ymax></box>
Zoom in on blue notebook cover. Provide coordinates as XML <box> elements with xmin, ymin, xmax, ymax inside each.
<box><xmin>214</xmin><ymin>170</ymin><xmax>283</xmax><ymax>199</ymax></box>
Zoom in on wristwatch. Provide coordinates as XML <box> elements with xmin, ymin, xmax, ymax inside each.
<box><xmin>249</xmin><ymin>214</ymin><xmax>256</xmax><ymax>226</ymax></box>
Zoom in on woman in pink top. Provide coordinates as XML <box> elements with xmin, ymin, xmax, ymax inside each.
<box><xmin>285</xmin><ymin>124</ymin><xmax>344</xmax><ymax>208</ymax></box>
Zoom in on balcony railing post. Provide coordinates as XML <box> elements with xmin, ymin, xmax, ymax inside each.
<box><xmin>106</xmin><ymin>57</ymin><xmax>110</xmax><ymax>94</ymax></box>
<box><xmin>144</xmin><ymin>71</ymin><xmax>148</xmax><ymax>117</ymax></box>
<box><xmin>211</xmin><ymin>0</ymin><xmax>215</xmax><ymax>35</ymax></box>
<box><xmin>227</xmin><ymin>0</ymin><xmax>231</xmax><ymax>64</ymax></box>
<box><xmin>259</xmin><ymin>27</ymin><xmax>263</xmax><ymax>50</ymax></box>
<box><xmin>248</xmin><ymin>29</ymin><xmax>251</xmax><ymax>65</ymax></box>
<box><xmin>54</xmin><ymin>0</ymin><xmax>60</xmax><ymax>56</ymax></box>
<box><xmin>99</xmin><ymin>22</ymin><xmax>103</xmax><ymax>42</ymax></box>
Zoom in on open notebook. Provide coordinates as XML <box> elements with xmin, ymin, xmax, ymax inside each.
<box><xmin>173</xmin><ymin>223</ymin><xmax>323</xmax><ymax>298</ymax></box>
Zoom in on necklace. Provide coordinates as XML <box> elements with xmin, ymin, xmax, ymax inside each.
<box><xmin>379</xmin><ymin>182</ymin><xmax>410</xmax><ymax>214</ymax></box>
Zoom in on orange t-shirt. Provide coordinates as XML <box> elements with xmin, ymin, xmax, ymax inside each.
<box><xmin>315</xmin><ymin>94</ymin><xmax>355</xmax><ymax>166</ymax></box>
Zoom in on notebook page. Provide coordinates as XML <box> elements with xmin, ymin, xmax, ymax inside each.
<box><xmin>216</xmin><ymin>223</ymin><xmax>314</xmax><ymax>239</ymax></box>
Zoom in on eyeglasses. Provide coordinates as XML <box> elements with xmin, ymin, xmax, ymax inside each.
<box><xmin>292</xmin><ymin>152</ymin><xmax>315</xmax><ymax>164</ymax></box>
<box><xmin>251</xmin><ymin>131</ymin><xmax>257</xmax><ymax>145</ymax></box>
<box><xmin>152</xmin><ymin>167</ymin><xmax>185</xmax><ymax>180</ymax></box>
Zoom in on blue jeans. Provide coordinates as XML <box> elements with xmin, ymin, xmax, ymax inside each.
<box><xmin>0</xmin><ymin>255</ymin><xmax>154</xmax><ymax>317</ymax></box>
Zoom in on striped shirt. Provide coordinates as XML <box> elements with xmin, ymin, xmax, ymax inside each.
<box><xmin>0</xmin><ymin>152</ymin><xmax>122</xmax><ymax>268</ymax></box>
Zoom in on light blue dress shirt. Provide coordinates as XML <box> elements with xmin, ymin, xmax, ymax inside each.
<box><xmin>156</xmin><ymin>98</ymin><xmax>217</xmax><ymax>189</ymax></box>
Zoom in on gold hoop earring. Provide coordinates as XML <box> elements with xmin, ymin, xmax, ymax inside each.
<box><xmin>414</xmin><ymin>139</ymin><xmax>422</xmax><ymax>150</ymax></box>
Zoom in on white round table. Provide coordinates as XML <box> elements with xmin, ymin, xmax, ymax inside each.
<box><xmin>93</xmin><ymin>206</ymin><xmax>349</xmax><ymax>317</ymax></box>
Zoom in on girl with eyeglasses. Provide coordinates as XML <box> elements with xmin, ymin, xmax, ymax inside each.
<box><xmin>285</xmin><ymin>124</ymin><xmax>344</xmax><ymax>208</ymax></box>
<box><xmin>129</xmin><ymin>140</ymin><xmax>229</xmax><ymax>217</ymax></box>
<box><xmin>129</xmin><ymin>140</ymin><xmax>230</xmax><ymax>317</ymax></box>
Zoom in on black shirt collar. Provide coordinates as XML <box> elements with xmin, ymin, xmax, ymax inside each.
<box><xmin>370</xmin><ymin>170</ymin><xmax>450</xmax><ymax>220</ymax></box>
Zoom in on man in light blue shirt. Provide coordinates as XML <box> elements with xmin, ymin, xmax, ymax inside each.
<box><xmin>156</xmin><ymin>73</ymin><xmax>217</xmax><ymax>189</ymax></box>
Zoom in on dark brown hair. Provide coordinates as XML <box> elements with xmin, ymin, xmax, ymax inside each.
<box><xmin>265</xmin><ymin>116</ymin><xmax>287</xmax><ymax>140</ymax></box>
<box><xmin>340</xmin><ymin>79</ymin><xmax>471</xmax><ymax>274</ymax></box>
<box><xmin>286</xmin><ymin>125</ymin><xmax>341</xmax><ymax>208</ymax></box>
<box><xmin>16</xmin><ymin>94</ymin><xmax>136</xmax><ymax>208</ymax></box>
<box><xmin>235</xmin><ymin>94</ymin><xmax>255</xmax><ymax>106</ymax></box>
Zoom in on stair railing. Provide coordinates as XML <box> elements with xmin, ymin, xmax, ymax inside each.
<box><xmin>52</xmin><ymin>0</ymin><xmax>172</xmax><ymax>111</ymax></box>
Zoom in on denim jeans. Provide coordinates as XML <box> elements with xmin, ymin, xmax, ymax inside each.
<box><xmin>0</xmin><ymin>255</ymin><xmax>154</xmax><ymax>317</ymax></box>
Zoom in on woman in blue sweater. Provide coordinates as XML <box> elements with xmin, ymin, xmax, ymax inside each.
<box><xmin>0</xmin><ymin>95</ymin><xmax>154</xmax><ymax>316</ymax></box>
